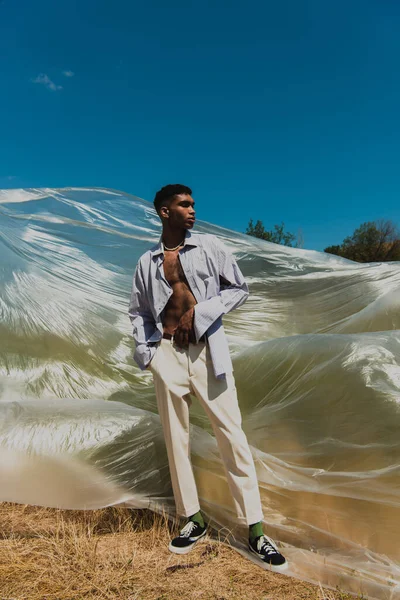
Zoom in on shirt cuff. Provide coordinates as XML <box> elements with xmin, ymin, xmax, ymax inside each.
<box><xmin>194</xmin><ymin>296</ymin><xmax>226</xmax><ymax>341</ymax></box>
<box><xmin>134</xmin><ymin>343</ymin><xmax>157</xmax><ymax>370</ymax></box>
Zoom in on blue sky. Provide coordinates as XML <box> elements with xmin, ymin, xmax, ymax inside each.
<box><xmin>1</xmin><ymin>0</ymin><xmax>400</xmax><ymax>251</ymax></box>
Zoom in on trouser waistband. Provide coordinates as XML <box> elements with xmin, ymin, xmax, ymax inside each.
<box><xmin>162</xmin><ymin>332</ymin><xmax>206</xmax><ymax>342</ymax></box>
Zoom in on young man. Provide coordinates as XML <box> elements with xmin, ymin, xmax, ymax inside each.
<box><xmin>128</xmin><ymin>184</ymin><xmax>287</xmax><ymax>570</ymax></box>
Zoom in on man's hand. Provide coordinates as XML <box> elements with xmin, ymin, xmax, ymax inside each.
<box><xmin>174</xmin><ymin>307</ymin><xmax>195</xmax><ymax>348</ymax></box>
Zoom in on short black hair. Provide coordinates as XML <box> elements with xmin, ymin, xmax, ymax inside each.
<box><xmin>153</xmin><ymin>184</ymin><xmax>192</xmax><ymax>214</ymax></box>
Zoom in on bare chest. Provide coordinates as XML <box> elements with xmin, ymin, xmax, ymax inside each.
<box><xmin>163</xmin><ymin>251</ymin><xmax>189</xmax><ymax>287</ymax></box>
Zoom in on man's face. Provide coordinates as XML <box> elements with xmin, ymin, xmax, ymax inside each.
<box><xmin>160</xmin><ymin>194</ymin><xmax>196</xmax><ymax>229</ymax></box>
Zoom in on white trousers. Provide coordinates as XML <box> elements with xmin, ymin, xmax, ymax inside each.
<box><xmin>148</xmin><ymin>338</ymin><xmax>264</xmax><ymax>526</ymax></box>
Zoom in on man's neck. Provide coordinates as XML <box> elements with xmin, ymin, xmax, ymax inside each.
<box><xmin>162</xmin><ymin>228</ymin><xmax>187</xmax><ymax>250</ymax></box>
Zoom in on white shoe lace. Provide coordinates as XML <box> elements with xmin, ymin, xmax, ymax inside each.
<box><xmin>180</xmin><ymin>521</ymin><xmax>197</xmax><ymax>538</ymax></box>
<box><xmin>257</xmin><ymin>535</ymin><xmax>279</xmax><ymax>556</ymax></box>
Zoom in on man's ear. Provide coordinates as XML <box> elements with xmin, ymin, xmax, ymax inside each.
<box><xmin>160</xmin><ymin>206</ymin><xmax>169</xmax><ymax>219</ymax></box>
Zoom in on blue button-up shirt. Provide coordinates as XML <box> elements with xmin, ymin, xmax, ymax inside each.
<box><xmin>128</xmin><ymin>230</ymin><xmax>249</xmax><ymax>378</ymax></box>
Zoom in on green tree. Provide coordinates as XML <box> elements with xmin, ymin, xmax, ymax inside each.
<box><xmin>246</xmin><ymin>218</ymin><xmax>298</xmax><ymax>247</ymax></box>
<box><xmin>324</xmin><ymin>219</ymin><xmax>400</xmax><ymax>262</ymax></box>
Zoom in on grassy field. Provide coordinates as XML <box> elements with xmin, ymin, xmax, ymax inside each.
<box><xmin>0</xmin><ymin>502</ymin><xmax>362</xmax><ymax>600</ymax></box>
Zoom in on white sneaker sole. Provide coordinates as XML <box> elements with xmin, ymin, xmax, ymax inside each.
<box><xmin>248</xmin><ymin>544</ymin><xmax>289</xmax><ymax>572</ymax></box>
<box><xmin>168</xmin><ymin>529</ymin><xmax>207</xmax><ymax>554</ymax></box>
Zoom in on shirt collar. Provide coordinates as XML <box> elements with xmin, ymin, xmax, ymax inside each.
<box><xmin>150</xmin><ymin>229</ymin><xmax>199</xmax><ymax>257</ymax></box>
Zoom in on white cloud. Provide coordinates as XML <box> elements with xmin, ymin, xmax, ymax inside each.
<box><xmin>31</xmin><ymin>73</ymin><xmax>63</xmax><ymax>92</ymax></box>
<box><xmin>63</xmin><ymin>70</ymin><xmax>74</xmax><ymax>77</ymax></box>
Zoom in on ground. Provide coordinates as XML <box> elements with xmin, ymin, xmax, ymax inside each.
<box><xmin>0</xmin><ymin>503</ymin><xmax>362</xmax><ymax>600</ymax></box>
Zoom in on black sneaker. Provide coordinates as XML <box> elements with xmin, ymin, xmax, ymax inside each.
<box><xmin>248</xmin><ymin>534</ymin><xmax>288</xmax><ymax>572</ymax></box>
<box><xmin>168</xmin><ymin>520</ymin><xmax>208</xmax><ymax>554</ymax></box>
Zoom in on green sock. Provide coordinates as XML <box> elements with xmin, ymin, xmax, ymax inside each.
<box><xmin>189</xmin><ymin>511</ymin><xmax>205</xmax><ymax>528</ymax></box>
<box><xmin>249</xmin><ymin>521</ymin><xmax>264</xmax><ymax>542</ymax></box>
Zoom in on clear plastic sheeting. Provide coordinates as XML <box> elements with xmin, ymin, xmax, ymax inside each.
<box><xmin>1</xmin><ymin>187</ymin><xmax>400</xmax><ymax>599</ymax></box>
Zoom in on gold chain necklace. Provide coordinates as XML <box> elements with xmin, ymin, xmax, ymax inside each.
<box><xmin>163</xmin><ymin>239</ymin><xmax>185</xmax><ymax>251</ymax></box>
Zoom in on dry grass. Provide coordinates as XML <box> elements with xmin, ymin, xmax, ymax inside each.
<box><xmin>0</xmin><ymin>502</ymin><xmax>360</xmax><ymax>600</ymax></box>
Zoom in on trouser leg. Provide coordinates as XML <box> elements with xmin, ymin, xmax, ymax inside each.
<box><xmin>188</xmin><ymin>343</ymin><xmax>264</xmax><ymax>526</ymax></box>
<box><xmin>149</xmin><ymin>339</ymin><xmax>201</xmax><ymax>518</ymax></box>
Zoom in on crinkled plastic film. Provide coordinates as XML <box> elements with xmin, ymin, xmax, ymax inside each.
<box><xmin>1</xmin><ymin>188</ymin><xmax>400</xmax><ymax>599</ymax></box>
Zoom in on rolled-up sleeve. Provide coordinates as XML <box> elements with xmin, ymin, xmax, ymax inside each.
<box><xmin>193</xmin><ymin>238</ymin><xmax>249</xmax><ymax>342</ymax></box>
<box><xmin>128</xmin><ymin>261</ymin><xmax>157</xmax><ymax>369</ymax></box>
